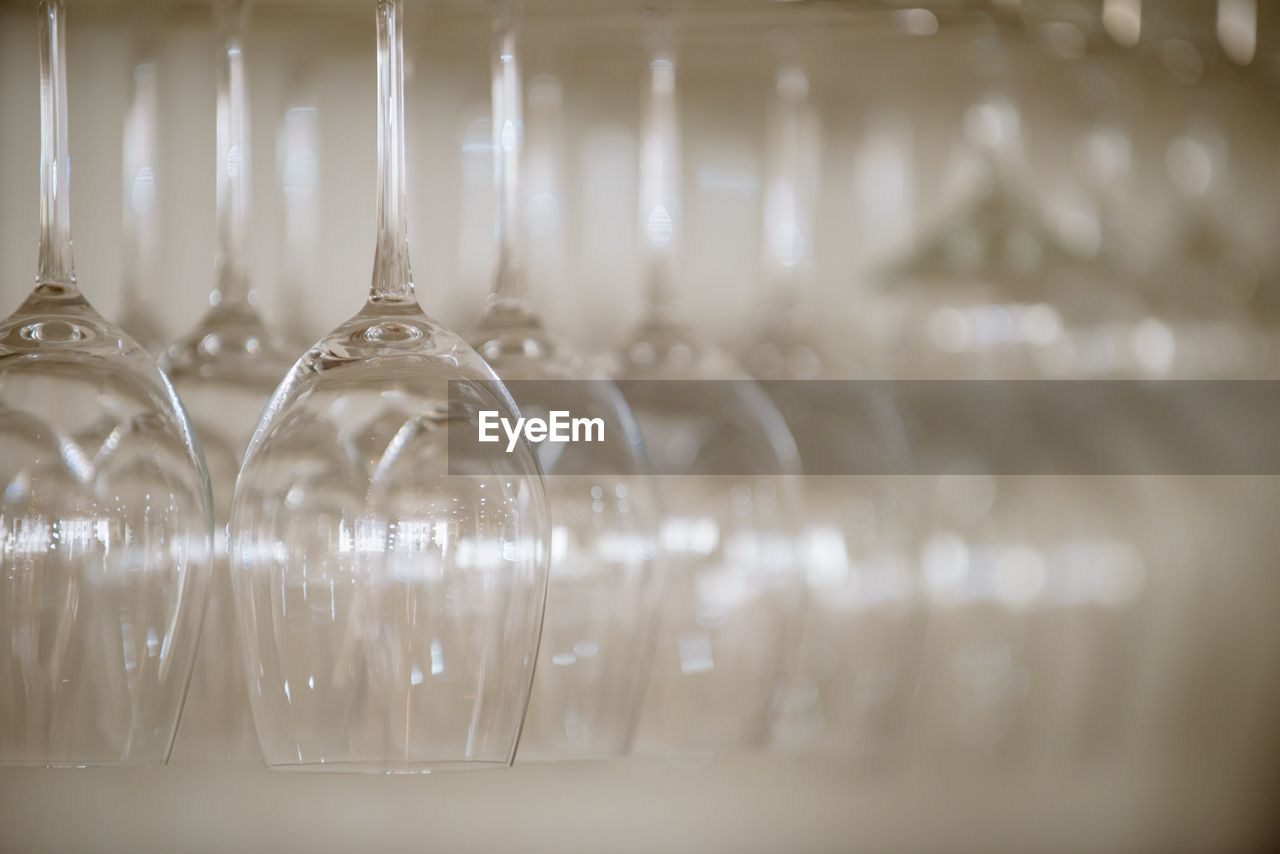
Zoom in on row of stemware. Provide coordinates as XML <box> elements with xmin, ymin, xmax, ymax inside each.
<box><xmin>2</xmin><ymin>0</ymin><xmax>1268</xmax><ymax>774</ymax></box>
<box><xmin>1</xmin><ymin>0</ymin><xmax>843</xmax><ymax>772</ymax></box>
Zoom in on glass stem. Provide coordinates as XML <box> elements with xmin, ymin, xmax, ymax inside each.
<box><xmin>487</xmin><ymin>0</ymin><xmax>526</xmax><ymax>309</ymax></box>
<box><xmin>279</xmin><ymin>92</ymin><xmax>320</xmax><ymax>343</ymax></box>
<box><xmin>369</xmin><ymin>0</ymin><xmax>414</xmax><ymax>304</ymax></box>
<box><xmin>37</xmin><ymin>0</ymin><xmax>77</xmax><ymax>291</ymax></box>
<box><xmin>763</xmin><ymin>65</ymin><xmax>814</xmax><ymax>313</ymax></box>
<box><xmin>640</xmin><ymin>22</ymin><xmax>679</xmax><ymax>322</ymax></box>
<box><xmin>212</xmin><ymin>0</ymin><xmax>254</xmax><ymax>310</ymax></box>
<box><xmin>121</xmin><ymin>59</ymin><xmax>159</xmax><ymax>317</ymax></box>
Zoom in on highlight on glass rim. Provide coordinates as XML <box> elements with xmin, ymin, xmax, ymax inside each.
<box><xmin>0</xmin><ymin>0</ymin><xmax>1278</xmax><ymax>852</ymax></box>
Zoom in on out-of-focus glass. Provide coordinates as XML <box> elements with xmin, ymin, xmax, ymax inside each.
<box><xmin>860</xmin><ymin>9</ymin><xmax>1117</xmax><ymax>764</ymax></box>
<box><xmin>473</xmin><ymin>331</ymin><xmax>659</xmax><ymax>761</ymax></box>
<box><xmin>735</xmin><ymin>44</ymin><xmax>925</xmax><ymax>761</ymax></box>
<box><xmin>163</xmin><ymin>0</ymin><xmax>295</xmax><ymax>762</ymax></box>
<box><xmin>116</xmin><ymin>56</ymin><xmax>166</xmax><ymax>353</ymax></box>
<box><xmin>619</xmin><ymin>325</ymin><xmax>804</xmax><ymax>755</ymax></box>
<box><xmin>468</xmin><ymin>5</ymin><xmax>660</xmax><ymax>762</ymax></box>
<box><xmin>611</xmin><ymin>22</ymin><xmax>804</xmax><ymax>756</ymax></box>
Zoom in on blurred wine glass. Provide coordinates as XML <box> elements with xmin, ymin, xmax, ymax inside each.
<box><xmin>468</xmin><ymin>2</ymin><xmax>660</xmax><ymax>762</ymax></box>
<box><xmin>275</xmin><ymin>65</ymin><xmax>323</xmax><ymax>353</ymax></box>
<box><xmin>735</xmin><ymin>38</ymin><xmax>924</xmax><ymax>763</ymax></box>
<box><xmin>116</xmin><ymin>52</ymin><xmax>167</xmax><ymax>354</ymax></box>
<box><xmin>869</xmin><ymin>5</ymin><xmax>1153</xmax><ymax>766</ymax></box>
<box><xmin>162</xmin><ymin>0</ymin><xmax>296</xmax><ymax>762</ymax></box>
<box><xmin>614</xmin><ymin>16</ymin><xmax>806</xmax><ymax>758</ymax></box>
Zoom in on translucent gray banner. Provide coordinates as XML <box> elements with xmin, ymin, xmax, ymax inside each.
<box><xmin>447</xmin><ymin>380</ymin><xmax>1280</xmax><ymax>475</ymax></box>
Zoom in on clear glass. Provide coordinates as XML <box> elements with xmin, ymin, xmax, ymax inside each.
<box><xmin>116</xmin><ymin>55</ymin><xmax>166</xmax><ymax>353</ymax></box>
<box><xmin>1125</xmin><ymin>2</ymin><xmax>1272</xmax><ymax>378</ymax></box>
<box><xmin>872</xmin><ymin>7</ymin><xmax>1158</xmax><ymax>764</ymax></box>
<box><xmin>614</xmin><ymin>27</ymin><xmax>805</xmax><ymax>756</ymax></box>
<box><xmin>276</xmin><ymin>89</ymin><xmax>323</xmax><ymax>353</ymax></box>
<box><xmin>228</xmin><ymin>0</ymin><xmax>550</xmax><ymax>773</ymax></box>
<box><xmin>0</xmin><ymin>0</ymin><xmax>213</xmax><ymax>766</ymax></box>
<box><xmin>867</xmin><ymin>17</ymin><xmax>1053</xmax><ymax>762</ymax></box>
<box><xmin>162</xmin><ymin>0</ymin><xmax>296</xmax><ymax>763</ymax></box>
<box><xmin>738</xmin><ymin>55</ymin><xmax>924</xmax><ymax>762</ymax></box>
<box><xmin>468</xmin><ymin>3</ymin><xmax>660</xmax><ymax>761</ymax></box>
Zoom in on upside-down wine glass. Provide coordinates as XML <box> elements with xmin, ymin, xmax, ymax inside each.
<box><xmin>739</xmin><ymin>56</ymin><xmax>822</xmax><ymax>385</ymax></box>
<box><xmin>163</xmin><ymin>0</ymin><xmax>295</xmax><ymax>762</ymax></box>
<box><xmin>741</xmin><ymin>52</ymin><xmax>923</xmax><ymax>762</ymax></box>
<box><xmin>614</xmin><ymin>18</ymin><xmax>805</xmax><ymax>757</ymax></box>
<box><xmin>1116</xmin><ymin>0</ymin><xmax>1279</xmax><ymax>773</ymax></box>
<box><xmin>228</xmin><ymin>0</ymin><xmax>550</xmax><ymax>772</ymax></box>
<box><xmin>0</xmin><ymin>0</ymin><xmax>212</xmax><ymax>766</ymax></box>
<box><xmin>880</xmin><ymin>8</ymin><xmax>1142</xmax><ymax>765</ymax></box>
<box><xmin>467</xmin><ymin>2</ymin><xmax>660</xmax><ymax>761</ymax></box>
<box><xmin>1002</xmin><ymin>0</ymin><xmax>1166</xmax><ymax>763</ymax></box>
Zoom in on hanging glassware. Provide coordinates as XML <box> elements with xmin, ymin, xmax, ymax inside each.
<box><xmin>0</xmin><ymin>0</ymin><xmax>213</xmax><ymax>766</ymax></box>
<box><xmin>276</xmin><ymin>88</ymin><xmax>323</xmax><ymax>354</ymax></box>
<box><xmin>862</xmin><ymin>11</ymin><xmax>1049</xmax><ymax>764</ymax></box>
<box><xmin>738</xmin><ymin>47</ymin><xmax>924</xmax><ymax>762</ymax></box>
<box><xmin>873</xmin><ymin>5</ymin><xmax>1161</xmax><ymax>766</ymax></box>
<box><xmin>162</xmin><ymin>0</ymin><xmax>295</xmax><ymax>762</ymax></box>
<box><xmin>116</xmin><ymin>51</ymin><xmax>166</xmax><ymax>354</ymax></box>
<box><xmin>1003</xmin><ymin>1</ymin><xmax>1170</xmax><ymax>762</ymax></box>
<box><xmin>877</xmin><ymin>64</ymin><xmax>1114</xmax><ymax>377</ymax></box>
<box><xmin>1109</xmin><ymin>0</ymin><xmax>1280</xmax><ymax>774</ymax></box>
<box><xmin>228</xmin><ymin>0</ymin><xmax>550</xmax><ymax>772</ymax></box>
<box><xmin>614</xmin><ymin>16</ymin><xmax>805</xmax><ymax>757</ymax></box>
<box><xmin>739</xmin><ymin>52</ymin><xmax>823</xmax><ymax>385</ymax></box>
<box><xmin>1136</xmin><ymin>1</ymin><xmax>1275</xmax><ymax>377</ymax></box>
<box><xmin>467</xmin><ymin>1</ymin><xmax>660</xmax><ymax>762</ymax></box>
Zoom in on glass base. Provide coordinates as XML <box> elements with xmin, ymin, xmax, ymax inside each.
<box><xmin>0</xmin><ymin>758</ymin><xmax>169</xmax><ymax>769</ymax></box>
<box><xmin>515</xmin><ymin>750</ymin><xmax>621</xmax><ymax>764</ymax></box>
<box><xmin>265</xmin><ymin>759</ymin><xmax>510</xmax><ymax>775</ymax></box>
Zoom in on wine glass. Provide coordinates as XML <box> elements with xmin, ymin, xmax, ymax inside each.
<box><xmin>852</xmin><ymin>13</ymin><xmax>1040</xmax><ymax>764</ymax></box>
<box><xmin>1106</xmin><ymin>1</ymin><xmax>1280</xmax><ymax>778</ymax></box>
<box><xmin>467</xmin><ymin>2</ymin><xmax>660</xmax><ymax>762</ymax></box>
<box><xmin>738</xmin><ymin>57</ymin><xmax>823</xmax><ymax>386</ymax></box>
<box><xmin>0</xmin><ymin>0</ymin><xmax>212</xmax><ymax>766</ymax></box>
<box><xmin>737</xmin><ymin>48</ymin><xmax>925</xmax><ymax>762</ymax></box>
<box><xmin>1008</xmin><ymin>1</ymin><xmax>1194</xmax><ymax>762</ymax></box>
<box><xmin>276</xmin><ymin>87</ymin><xmax>323</xmax><ymax>353</ymax></box>
<box><xmin>162</xmin><ymin>0</ymin><xmax>296</xmax><ymax>762</ymax></box>
<box><xmin>228</xmin><ymin>0</ymin><xmax>550</xmax><ymax>773</ymax></box>
<box><xmin>1138</xmin><ymin>4</ymin><xmax>1277</xmax><ymax>377</ymax></box>
<box><xmin>873</xmin><ymin>6</ymin><xmax>1166</xmax><ymax>766</ymax></box>
<box><xmin>614</xmin><ymin>20</ymin><xmax>805</xmax><ymax>757</ymax></box>
<box><xmin>116</xmin><ymin>52</ymin><xmax>167</xmax><ymax>354</ymax></box>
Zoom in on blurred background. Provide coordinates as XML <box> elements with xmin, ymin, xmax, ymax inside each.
<box><xmin>2</xmin><ymin>0</ymin><xmax>1280</xmax><ymax>851</ymax></box>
